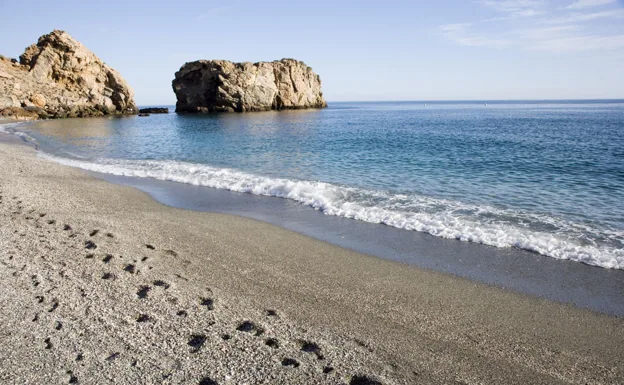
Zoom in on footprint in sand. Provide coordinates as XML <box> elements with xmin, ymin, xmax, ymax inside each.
<box><xmin>102</xmin><ymin>254</ymin><xmax>113</xmax><ymax>263</ymax></box>
<box><xmin>84</xmin><ymin>240</ymin><xmax>97</xmax><ymax>250</ymax></box>
<box><xmin>236</xmin><ymin>321</ymin><xmax>264</xmax><ymax>336</ymax></box>
<box><xmin>136</xmin><ymin>286</ymin><xmax>151</xmax><ymax>299</ymax></box>
<box><xmin>89</xmin><ymin>230</ymin><xmax>99</xmax><ymax>237</ymax></box>
<box><xmin>67</xmin><ymin>371</ymin><xmax>78</xmax><ymax>384</ymax></box>
<box><xmin>102</xmin><ymin>272</ymin><xmax>115</xmax><ymax>280</ymax></box>
<box><xmin>300</xmin><ymin>340</ymin><xmax>324</xmax><ymax>360</ymax></box>
<box><xmin>153</xmin><ymin>280</ymin><xmax>170</xmax><ymax>289</ymax></box>
<box><xmin>349</xmin><ymin>375</ymin><xmax>383</xmax><ymax>385</ymax></box>
<box><xmin>281</xmin><ymin>358</ymin><xmax>300</xmax><ymax>368</ymax></box>
<box><xmin>200</xmin><ymin>298</ymin><xmax>214</xmax><ymax>310</ymax></box>
<box><xmin>199</xmin><ymin>377</ymin><xmax>218</xmax><ymax>385</ymax></box>
<box><xmin>354</xmin><ymin>339</ymin><xmax>375</xmax><ymax>353</ymax></box>
<box><xmin>48</xmin><ymin>301</ymin><xmax>59</xmax><ymax>312</ymax></box>
<box><xmin>188</xmin><ymin>334</ymin><xmax>207</xmax><ymax>353</ymax></box>
<box><xmin>106</xmin><ymin>352</ymin><xmax>120</xmax><ymax>362</ymax></box>
<box><xmin>265</xmin><ymin>338</ymin><xmax>280</xmax><ymax>349</ymax></box>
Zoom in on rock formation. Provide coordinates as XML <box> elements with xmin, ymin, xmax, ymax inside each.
<box><xmin>172</xmin><ymin>59</ymin><xmax>327</xmax><ymax>113</ymax></box>
<box><xmin>0</xmin><ymin>30</ymin><xmax>137</xmax><ymax>120</ymax></box>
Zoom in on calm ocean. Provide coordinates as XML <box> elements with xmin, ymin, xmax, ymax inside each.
<box><xmin>6</xmin><ymin>100</ymin><xmax>624</xmax><ymax>270</ymax></box>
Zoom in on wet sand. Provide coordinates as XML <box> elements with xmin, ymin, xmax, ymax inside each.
<box><xmin>1</xmin><ymin>138</ymin><xmax>623</xmax><ymax>384</ymax></box>
<box><xmin>98</xmin><ymin>172</ymin><xmax>624</xmax><ymax>316</ymax></box>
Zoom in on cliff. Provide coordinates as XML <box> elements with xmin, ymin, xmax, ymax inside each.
<box><xmin>0</xmin><ymin>30</ymin><xmax>137</xmax><ymax>120</ymax></box>
<box><xmin>172</xmin><ymin>59</ymin><xmax>327</xmax><ymax>113</ymax></box>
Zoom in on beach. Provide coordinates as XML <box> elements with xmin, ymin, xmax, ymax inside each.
<box><xmin>1</xmin><ymin>136</ymin><xmax>623</xmax><ymax>384</ymax></box>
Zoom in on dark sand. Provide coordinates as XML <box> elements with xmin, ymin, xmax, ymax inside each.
<box><xmin>1</xmin><ymin>138</ymin><xmax>623</xmax><ymax>384</ymax></box>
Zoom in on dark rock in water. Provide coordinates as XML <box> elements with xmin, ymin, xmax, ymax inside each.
<box><xmin>139</xmin><ymin>107</ymin><xmax>168</xmax><ymax>114</ymax></box>
<box><xmin>0</xmin><ymin>107</ymin><xmax>40</xmax><ymax>120</ymax></box>
<box><xmin>172</xmin><ymin>58</ymin><xmax>327</xmax><ymax>113</ymax></box>
<box><xmin>138</xmin><ymin>113</ymin><xmax>150</xmax><ymax>117</ymax></box>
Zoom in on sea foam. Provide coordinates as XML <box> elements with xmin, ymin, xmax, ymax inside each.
<box><xmin>41</xmin><ymin>154</ymin><xmax>624</xmax><ymax>270</ymax></box>
<box><xmin>0</xmin><ymin>122</ymin><xmax>35</xmax><ymax>141</ymax></box>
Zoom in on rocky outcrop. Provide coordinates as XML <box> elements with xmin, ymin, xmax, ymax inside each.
<box><xmin>139</xmin><ymin>107</ymin><xmax>168</xmax><ymax>114</ymax></box>
<box><xmin>172</xmin><ymin>59</ymin><xmax>327</xmax><ymax>113</ymax></box>
<box><xmin>0</xmin><ymin>30</ymin><xmax>137</xmax><ymax>120</ymax></box>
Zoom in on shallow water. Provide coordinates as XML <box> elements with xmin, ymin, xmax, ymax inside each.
<box><xmin>7</xmin><ymin>100</ymin><xmax>624</xmax><ymax>269</ymax></box>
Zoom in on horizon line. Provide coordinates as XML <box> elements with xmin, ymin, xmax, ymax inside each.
<box><xmin>138</xmin><ymin>98</ymin><xmax>624</xmax><ymax>106</ymax></box>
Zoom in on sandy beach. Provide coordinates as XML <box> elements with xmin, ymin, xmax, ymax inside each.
<box><xmin>1</xmin><ymin>136</ymin><xmax>623</xmax><ymax>384</ymax></box>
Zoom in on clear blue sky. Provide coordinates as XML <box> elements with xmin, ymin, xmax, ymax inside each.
<box><xmin>1</xmin><ymin>0</ymin><xmax>623</xmax><ymax>104</ymax></box>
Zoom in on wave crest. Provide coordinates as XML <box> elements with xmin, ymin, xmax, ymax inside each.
<box><xmin>41</xmin><ymin>154</ymin><xmax>624</xmax><ymax>270</ymax></box>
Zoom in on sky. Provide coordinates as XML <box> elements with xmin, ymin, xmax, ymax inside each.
<box><xmin>1</xmin><ymin>0</ymin><xmax>623</xmax><ymax>104</ymax></box>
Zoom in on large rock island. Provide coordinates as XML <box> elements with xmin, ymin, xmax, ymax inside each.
<box><xmin>172</xmin><ymin>59</ymin><xmax>327</xmax><ymax>113</ymax></box>
<box><xmin>0</xmin><ymin>30</ymin><xmax>137</xmax><ymax>120</ymax></box>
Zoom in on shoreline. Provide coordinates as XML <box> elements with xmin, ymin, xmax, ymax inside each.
<box><xmin>95</xmin><ymin>171</ymin><xmax>624</xmax><ymax>317</ymax></box>
<box><xmin>10</xmin><ymin>116</ymin><xmax>622</xmax><ymax>316</ymax></box>
<box><xmin>1</xmin><ymin>132</ymin><xmax>624</xmax><ymax>383</ymax></box>
<box><xmin>7</xmin><ymin>115</ymin><xmax>624</xmax><ymax>316</ymax></box>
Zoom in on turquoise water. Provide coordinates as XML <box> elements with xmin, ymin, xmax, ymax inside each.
<box><xmin>8</xmin><ymin>100</ymin><xmax>624</xmax><ymax>269</ymax></box>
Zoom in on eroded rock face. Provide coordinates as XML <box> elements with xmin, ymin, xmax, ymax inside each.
<box><xmin>0</xmin><ymin>30</ymin><xmax>137</xmax><ymax>120</ymax></box>
<box><xmin>172</xmin><ymin>59</ymin><xmax>327</xmax><ymax>113</ymax></box>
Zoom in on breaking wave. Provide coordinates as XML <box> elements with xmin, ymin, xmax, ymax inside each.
<box><xmin>40</xmin><ymin>154</ymin><xmax>624</xmax><ymax>270</ymax></box>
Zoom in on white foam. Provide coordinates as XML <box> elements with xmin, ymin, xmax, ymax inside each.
<box><xmin>0</xmin><ymin>122</ymin><xmax>38</xmax><ymax>143</ymax></box>
<box><xmin>40</xmin><ymin>154</ymin><xmax>624</xmax><ymax>270</ymax></box>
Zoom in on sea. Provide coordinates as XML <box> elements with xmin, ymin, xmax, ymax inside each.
<box><xmin>4</xmin><ymin>100</ymin><xmax>624</xmax><ymax>314</ymax></box>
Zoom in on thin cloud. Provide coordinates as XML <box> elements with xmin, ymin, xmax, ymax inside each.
<box><xmin>517</xmin><ymin>25</ymin><xmax>581</xmax><ymax>40</ymax></box>
<box><xmin>479</xmin><ymin>0</ymin><xmax>545</xmax><ymax>17</ymax></box>
<box><xmin>516</xmin><ymin>24</ymin><xmax>624</xmax><ymax>52</ymax></box>
<box><xmin>196</xmin><ymin>6</ymin><xmax>231</xmax><ymax>21</ymax></box>
<box><xmin>439</xmin><ymin>23</ymin><xmax>512</xmax><ymax>48</ymax></box>
<box><xmin>565</xmin><ymin>0</ymin><xmax>617</xmax><ymax>9</ymax></box>
<box><xmin>440</xmin><ymin>0</ymin><xmax>624</xmax><ymax>53</ymax></box>
<box><xmin>530</xmin><ymin>34</ymin><xmax>624</xmax><ymax>52</ymax></box>
<box><xmin>543</xmin><ymin>9</ymin><xmax>624</xmax><ymax>23</ymax></box>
